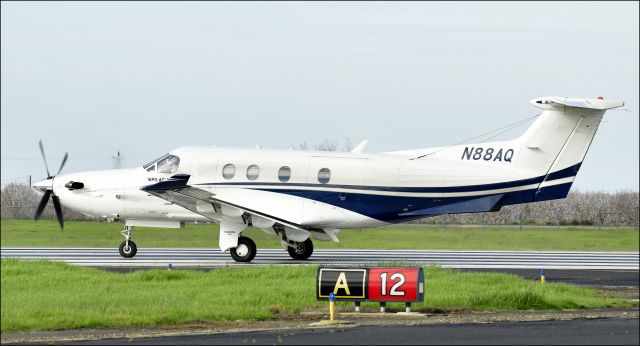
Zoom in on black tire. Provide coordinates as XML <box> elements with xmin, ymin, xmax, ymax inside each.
<box><xmin>287</xmin><ymin>238</ymin><xmax>313</xmax><ymax>260</ymax></box>
<box><xmin>119</xmin><ymin>240</ymin><xmax>137</xmax><ymax>258</ymax></box>
<box><xmin>230</xmin><ymin>236</ymin><xmax>257</xmax><ymax>262</ymax></box>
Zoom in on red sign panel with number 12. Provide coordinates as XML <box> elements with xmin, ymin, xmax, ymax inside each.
<box><xmin>368</xmin><ymin>268</ymin><xmax>420</xmax><ymax>302</ymax></box>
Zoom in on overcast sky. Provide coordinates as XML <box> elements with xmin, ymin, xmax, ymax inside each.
<box><xmin>1</xmin><ymin>1</ymin><xmax>638</xmax><ymax>191</ymax></box>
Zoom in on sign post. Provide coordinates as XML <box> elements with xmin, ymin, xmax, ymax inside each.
<box><xmin>329</xmin><ymin>292</ymin><xmax>336</xmax><ymax>321</ymax></box>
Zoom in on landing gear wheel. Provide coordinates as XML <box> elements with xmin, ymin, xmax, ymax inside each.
<box><xmin>119</xmin><ymin>240</ymin><xmax>137</xmax><ymax>258</ymax></box>
<box><xmin>287</xmin><ymin>238</ymin><xmax>313</xmax><ymax>260</ymax></box>
<box><xmin>230</xmin><ymin>236</ymin><xmax>257</xmax><ymax>263</ymax></box>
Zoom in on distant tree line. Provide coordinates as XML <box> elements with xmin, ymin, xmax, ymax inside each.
<box><xmin>423</xmin><ymin>190</ymin><xmax>639</xmax><ymax>227</ymax></box>
<box><xmin>294</xmin><ymin>139</ymin><xmax>351</xmax><ymax>152</ymax></box>
<box><xmin>1</xmin><ymin>182</ymin><xmax>638</xmax><ymax>227</ymax></box>
<box><xmin>0</xmin><ymin>183</ymin><xmax>91</xmax><ymax>221</ymax></box>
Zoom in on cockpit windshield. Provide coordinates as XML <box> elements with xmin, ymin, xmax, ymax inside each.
<box><xmin>143</xmin><ymin>154</ymin><xmax>180</xmax><ymax>174</ymax></box>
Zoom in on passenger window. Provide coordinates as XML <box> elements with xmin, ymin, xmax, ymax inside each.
<box><xmin>247</xmin><ymin>165</ymin><xmax>260</xmax><ymax>181</ymax></box>
<box><xmin>156</xmin><ymin>155</ymin><xmax>180</xmax><ymax>174</ymax></box>
<box><xmin>318</xmin><ymin>168</ymin><xmax>331</xmax><ymax>184</ymax></box>
<box><xmin>222</xmin><ymin>164</ymin><xmax>235</xmax><ymax>180</ymax></box>
<box><xmin>278</xmin><ymin>166</ymin><xmax>291</xmax><ymax>182</ymax></box>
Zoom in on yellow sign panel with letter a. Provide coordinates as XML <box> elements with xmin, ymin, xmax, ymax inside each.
<box><xmin>317</xmin><ymin>268</ymin><xmax>367</xmax><ymax>300</ymax></box>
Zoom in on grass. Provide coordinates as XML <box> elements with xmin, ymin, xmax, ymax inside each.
<box><xmin>1</xmin><ymin>220</ymin><xmax>638</xmax><ymax>251</ymax></box>
<box><xmin>1</xmin><ymin>259</ymin><xmax>634</xmax><ymax>333</ymax></box>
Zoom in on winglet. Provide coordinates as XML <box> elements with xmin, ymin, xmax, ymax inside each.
<box><xmin>351</xmin><ymin>140</ymin><xmax>369</xmax><ymax>154</ymax></box>
<box><xmin>141</xmin><ymin>174</ymin><xmax>190</xmax><ymax>191</ymax></box>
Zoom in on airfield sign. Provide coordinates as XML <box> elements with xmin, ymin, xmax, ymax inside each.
<box><xmin>316</xmin><ymin>267</ymin><xmax>424</xmax><ymax>303</ymax></box>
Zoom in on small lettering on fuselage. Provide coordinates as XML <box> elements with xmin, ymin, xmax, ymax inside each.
<box><xmin>461</xmin><ymin>147</ymin><xmax>514</xmax><ymax>162</ymax></box>
<box><xmin>147</xmin><ymin>177</ymin><xmax>168</xmax><ymax>182</ymax></box>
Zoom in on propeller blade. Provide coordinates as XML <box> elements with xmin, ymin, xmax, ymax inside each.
<box><xmin>34</xmin><ymin>190</ymin><xmax>51</xmax><ymax>220</ymax></box>
<box><xmin>56</xmin><ymin>152</ymin><xmax>69</xmax><ymax>176</ymax></box>
<box><xmin>52</xmin><ymin>195</ymin><xmax>64</xmax><ymax>230</ymax></box>
<box><xmin>38</xmin><ymin>140</ymin><xmax>51</xmax><ymax>178</ymax></box>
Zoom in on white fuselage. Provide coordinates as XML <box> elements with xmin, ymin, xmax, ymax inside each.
<box><xmin>49</xmin><ymin>142</ymin><xmax>560</xmax><ymax>230</ymax></box>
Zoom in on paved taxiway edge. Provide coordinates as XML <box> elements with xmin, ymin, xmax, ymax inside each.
<box><xmin>1</xmin><ymin>308</ymin><xmax>638</xmax><ymax>345</ymax></box>
<box><xmin>1</xmin><ymin>248</ymin><xmax>638</xmax><ymax>270</ymax></box>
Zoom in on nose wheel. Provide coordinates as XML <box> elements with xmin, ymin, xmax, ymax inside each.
<box><xmin>118</xmin><ymin>226</ymin><xmax>137</xmax><ymax>258</ymax></box>
<box><xmin>119</xmin><ymin>240</ymin><xmax>137</xmax><ymax>258</ymax></box>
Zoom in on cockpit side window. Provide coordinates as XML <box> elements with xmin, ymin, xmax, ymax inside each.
<box><xmin>143</xmin><ymin>153</ymin><xmax>180</xmax><ymax>173</ymax></box>
<box><xmin>143</xmin><ymin>154</ymin><xmax>169</xmax><ymax>170</ymax></box>
<box><xmin>156</xmin><ymin>155</ymin><xmax>180</xmax><ymax>173</ymax></box>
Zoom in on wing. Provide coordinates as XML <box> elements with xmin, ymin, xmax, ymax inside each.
<box><xmin>141</xmin><ymin>174</ymin><xmax>311</xmax><ymax>233</ymax></box>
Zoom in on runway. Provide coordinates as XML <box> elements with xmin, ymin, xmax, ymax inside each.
<box><xmin>1</xmin><ymin>247</ymin><xmax>638</xmax><ymax>270</ymax></box>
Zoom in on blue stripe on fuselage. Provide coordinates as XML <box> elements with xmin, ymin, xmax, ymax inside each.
<box><xmin>197</xmin><ymin>163</ymin><xmax>581</xmax><ymax>194</ymax></box>
<box><xmin>255</xmin><ymin>182</ymin><xmax>573</xmax><ymax>223</ymax></box>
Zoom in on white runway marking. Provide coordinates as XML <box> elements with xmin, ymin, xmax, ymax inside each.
<box><xmin>1</xmin><ymin>247</ymin><xmax>638</xmax><ymax>270</ymax></box>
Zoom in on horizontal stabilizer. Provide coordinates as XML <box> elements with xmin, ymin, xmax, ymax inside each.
<box><xmin>530</xmin><ymin>97</ymin><xmax>624</xmax><ymax>111</ymax></box>
<box><xmin>141</xmin><ymin>174</ymin><xmax>190</xmax><ymax>190</ymax></box>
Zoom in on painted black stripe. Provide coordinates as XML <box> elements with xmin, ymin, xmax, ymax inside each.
<box><xmin>545</xmin><ymin>163</ymin><xmax>582</xmax><ymax>182</ymax></box>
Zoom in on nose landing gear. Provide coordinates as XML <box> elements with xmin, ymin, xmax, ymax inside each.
<box><xmin>118</xmin><ymin>226</ymin><xmax>137</xmax><ymax>258</ymax></box>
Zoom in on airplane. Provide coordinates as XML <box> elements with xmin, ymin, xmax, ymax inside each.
<box><xmin>32</xmin><ymin>96</ymin><xmax>624</xmax><ymax>262</ymax></box>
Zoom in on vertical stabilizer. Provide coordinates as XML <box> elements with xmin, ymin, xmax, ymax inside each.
<box><xmin>516</xmin><ymin>97</ymin><xmax>624</xmax><ymax>201</ymax></box>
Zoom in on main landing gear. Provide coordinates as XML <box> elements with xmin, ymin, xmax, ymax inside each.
<box><xmin>226</xmin><ymin>235</ymin><xmax>314</xmax><ymax>263</ymax></box>
<box><xmin>274</xmin><ymin>226</ymin><xmax>314</xmax><ymax>261</ymax></box>
<box><xmin>119</xmin><ymin>225</ymin><xmax>137</xmax><ymax>258</ymax></box>
<box><xmin>287</xmin><ymin>238</ymin><xmax>314</xmax><ymax>260</ymax></box>
<box><xmin>230</xmin><ymin>236</ymin><xmax>257</xmax><ymax>262</ymax></box>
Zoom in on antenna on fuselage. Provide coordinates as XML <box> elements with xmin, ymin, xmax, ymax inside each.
<box><xmin>112</xmin><ymin>150</ymin><xmax>123</xmax><ymax>169</ymax></box>
<box><xmin>351</xmin><ymin>140</ymin><xmax>369</xmax><ymax>154</ymax></box>
<box><xmin>409</xmin><ymin>114</ymin><xmax>540</xmax><ymax>160</ymax></box>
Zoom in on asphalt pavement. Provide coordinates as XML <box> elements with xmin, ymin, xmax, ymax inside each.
<box><xmin>48</xmin><ymin>318</ymin><xmax>639</xmax><ymax>345</ymax></box>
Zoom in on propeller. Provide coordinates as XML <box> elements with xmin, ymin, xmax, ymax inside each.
<box><xmin>34</xmin><ymin>140</ymin><xmax>68</xmax><ymax>229</ymax></box>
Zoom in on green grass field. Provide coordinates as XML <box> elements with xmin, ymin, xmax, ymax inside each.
<box><xmin>1</xmin><ymin>220</ymin><xmax>638</xmax><ymax>251</ymax></box>
<box><xmin>1</xmin><ymin>259</ymin><xmax>634</xmax><ymax>332</ymax></box>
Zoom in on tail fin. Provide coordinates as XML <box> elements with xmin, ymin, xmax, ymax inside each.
<box><xmin>516</xmin><ymin>96</ymin><xmax>624</xmax><ymax>201</ymax></box>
